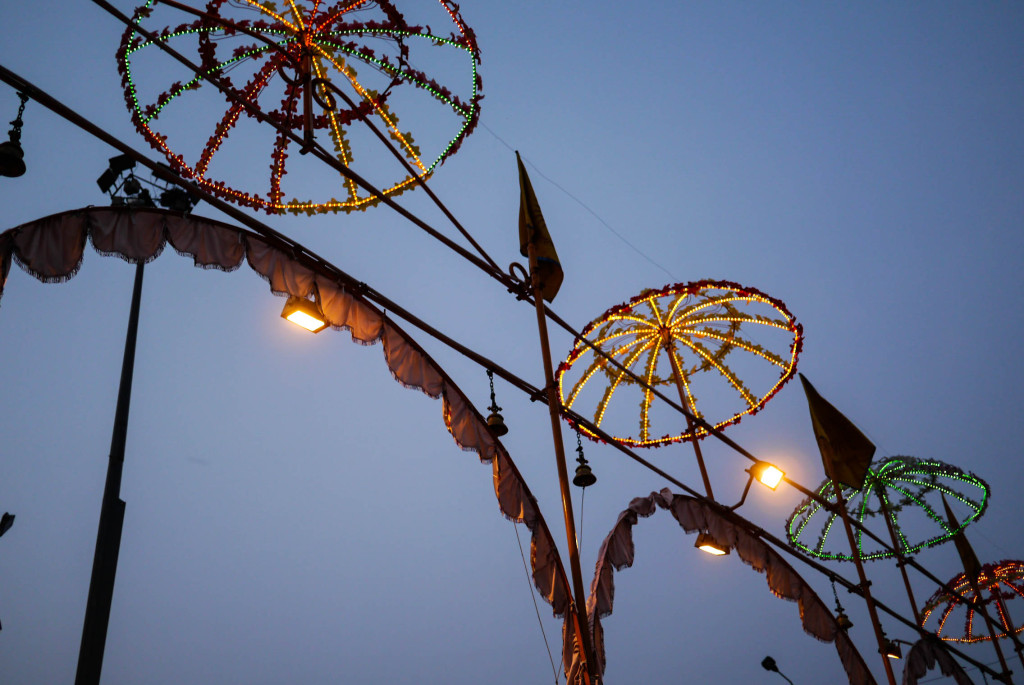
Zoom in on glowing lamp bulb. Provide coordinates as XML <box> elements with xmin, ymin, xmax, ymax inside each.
<box><xmin>281</xmin><ymin>296</ymin><xmax>327</xmax><ymax>333</ymax></box>
<box><xmin>286</xmin><ymin>310</ymin><xmax>325</xmax><ymax>332</ymax></box>
<box><xmin>755</xmin><ymin>463</ymin><xmax>784</xmax><ymax>490</ymax></box>
<box><xmin>698</xmin><ymin>542</ymin><xmax>727</xmax><ymax>556</ymax></box>
<box><xmin>882</xmin><ymin>639</ymin><xmax>902</xmax><ymax>660</ymax></box>
<box><xmin>695</xmin><ymin>532</ymin><xmax>729</xmax><ymax>556</ymax></box>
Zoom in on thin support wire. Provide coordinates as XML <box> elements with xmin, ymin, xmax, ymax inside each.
<box><xmin>480</xmin><ymin>121</ymin><xmax>676</xmax><ymax>281</ymax></box>
<box><xmin>578</xmin><ymin>486</ymin><xmax>586</xmax><ymax>554</ymax></box>
<box><xmin>512</xmin><ymin>520</ymin><xmax>560</xmax><ymax>684</ymax></box>
<box><xmin>574</xmin><ymin>430</ymin><xmax>589</xmax><ymax>552</ymax></box>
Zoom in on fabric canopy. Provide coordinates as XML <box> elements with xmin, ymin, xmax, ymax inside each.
<box><xmin>901</xmin><ymin>636</ymin><xmax>974</xmax><ymax>685</ymax></box>
<box><xmin>0</xmin><ymin>206</ymin><xmax>576</xmax><ymax>632</ymax></box>
<box><xmin>582</xmin><ymin>489</ymin><xmax>879</xmax><ymax>685</ymax></box>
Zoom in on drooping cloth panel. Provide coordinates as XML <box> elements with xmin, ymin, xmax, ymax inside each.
<box><xmin>901</xmin><ymin>636</ymin><xmax>975</xmax><ymax>685</ymax></box>
<box><xmin>582</xmin><ymin>489</ymin><xmax>880</xmax><ymax>685</ymax></box>
<box><xmin>0</xmin><ymin>206</ymin><xmax>574</xmax><ymax>636</ymax></box>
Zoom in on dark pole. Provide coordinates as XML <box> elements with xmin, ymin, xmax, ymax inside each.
<box><xmin>875</xmin><ymin>494</ymin><xmax>922</xmax><ymax>624</ymax></box>
<box><xmin>75</xmin><ymin>261</ymin><xmax>144</xmax><ymax>685</ymax></box>
<box><xmin>964</xmin><ymin>572</ymin><xmax>1012</xmax><ymax>680</ymax></box>
<box><xmin>526</xmin><ymin>242</ymin><xmax>595</xmax><ymax>684</ymax></box>
<box><xmin>665</xmin><ymin>341</ymin><xmax>714</xmax><ymax>500</ymax></box>
<box><xmin>989</xmin><ymin>587</ymin><xmax>1024</xmax><ymax>673</ymax></box>
<box><xmin>826</xmin><ymin>478</ymin><xmax>899</xmax><ymax>685</ymax></box>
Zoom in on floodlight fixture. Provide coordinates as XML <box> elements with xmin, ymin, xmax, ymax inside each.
<box><xmin>752</xmin><ymin>461</ymin><xmax>784</xmax><ymax>490</ymax></box>
<box><xmin>695</xmin><ymin>531</ymin><xmax>729</xmax><ymax>556</ymax></box>
<box><xmin>881</xmin><ymin>636</ymin><xmax>902</xmax><ymax>660</ymax></box>
<box><xmin>281</xmin><ymin>295</ymin><xmax>327</xmax><ymax>333</ymax></box>
<box><xmin>97</xmin><ymin>154</ymin><xmax>137</xmax><ymax>194</ymax></box>
<box><xmin>158</xmin><ymin>187</ymin><xmax>200</xmax><ymax>213</ymax></box>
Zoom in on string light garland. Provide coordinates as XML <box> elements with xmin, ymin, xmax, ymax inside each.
<box><xmin>786</xmin><ymin>456</ymin><xmax>989</xmax><ymax>562</ymax></box>
<box><xmin>116</xmin><ymin>0</ymin><xmax>481</xmax><ymax>214</ymax></box>
<box><xmin>921</xmin><ymin>560</ymin><xmax>1024</xmax><ymax>643</ymax></box>
<box><xmin>556</xmin><ymin>280</ymin><xmax>802</xmax><ymax>448</ymax></box>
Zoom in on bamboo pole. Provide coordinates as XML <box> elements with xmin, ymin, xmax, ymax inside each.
<box><xmin>990</xmin><ymin>587</ymin><xmax>1024</xmax><ymax>674</ymax></box>
<box><xmin>664</xmin><ymin>341</ymin><xmax>714</xmax><ymax>500</ymax></box>
<box><xmin>827</xmin><ymin>477</ymin><xmax>899</xmax><ymax>685</ymax></box>
<box><xmin>875</xmin><ymin>494</ymin><xmax>922</xmax><ymax>624</ymax></box>
<box><xmin>965</xmin><ymin>572</ymin><xmax>1013</xmax><ymax>681</ymax></box>
<box><xmin>526</xmin><ymin>241</ymin><xmax>595</xmax><ymax>685</ymax></box>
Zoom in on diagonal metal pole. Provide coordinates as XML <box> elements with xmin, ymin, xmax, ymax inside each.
<box><xmin>75</xmin><ymin>262</ymin><xmax>144</xmax><ymax>685</ymax></box>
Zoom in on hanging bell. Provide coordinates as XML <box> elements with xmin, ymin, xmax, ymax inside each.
<box><xmin>1</xmin><ymin>92</ymin><xmax>29</xmax><ymax>178</ymax></box>
<box><xmin>486</xmin><ymin>411</ymin><xmax>509</xmax><ymax>436</ymax></box>
<box><xmin>830</xmin><ymin>579</ymin><xmax>853</xmax><ymax>630</ymax></box>
<box><xmin>484</xmin><ymin>369</ymin><xmax>508</xmax><ymax>436</ymax></box>
<box><xmin>573</xmin><ymin>462</ymin><xmax>597</xmax><ymax>488</ymax></box>
<box><xmin>0</xmin><ymin>139</ymin><xmax>25</xmax><ymax>178</ymax></box>
<box><xmin>572</xmin><ymin>429</ymin><xmax>596</xmax><ymax>487</ymax></box>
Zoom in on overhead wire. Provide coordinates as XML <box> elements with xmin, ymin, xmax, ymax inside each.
<box><xmin>512</xmin><ymin>520</ymin><xmax>561</xmax><ymax>684</ymax></box>
<box><xmin>480</xmin><ymin>121</ymin><xmax>678</xmax><ymax>282</ymax></box>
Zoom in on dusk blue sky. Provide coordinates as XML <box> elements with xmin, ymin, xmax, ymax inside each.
<box><xmin>1</xmin><ymin>2</ymin><xmax>1022</xmax><ymax>683</ymax></box>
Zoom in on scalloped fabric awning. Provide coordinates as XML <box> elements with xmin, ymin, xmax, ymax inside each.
<box><xmin>580</xmin><ymin>489</ymin><xmax>879</xmax><ymax>685</ymax></box>
<box><xmin>0</xmin><ymin>206</ymin><xmax>576</xmax><ymax>663</ymax></box>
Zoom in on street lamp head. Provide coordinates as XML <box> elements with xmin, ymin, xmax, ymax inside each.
<box><xmin>695</xmin><ymin>531</ymin><xmax>729</xmax><ymax>556</ymax></box>
<box><xmin>752</xmin><ymin>461</ymin><xmax>784</xmax><ymax>489</ymax></box>
<box><xmin>881</xmin><ymin>636</ymin><xmax>902</xmax><ymax>660</ymax></box>
<box><xmin>281</xmin><ymin>295</ymin><xmax>328</xmax><ymax>333</ymax></box>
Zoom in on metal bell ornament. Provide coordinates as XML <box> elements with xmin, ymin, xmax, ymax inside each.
<box><xmin>0</xmin><ymin>92</ymin><xmax>29</xmax><ymax>178</ymax></box>
<box><xmin>831</xmin><ymin>579</ymin><xmax>853</xmax><ymax>631</ymax></box>
<box><xmin>572</xmin><ymin>431</ymin><xmax>596</xmax><ymax>488</ymax></box>
<box><xmin>485</xmin><ymin>370</ymin><xmax>508</xmax><ymax>437</ymax></box>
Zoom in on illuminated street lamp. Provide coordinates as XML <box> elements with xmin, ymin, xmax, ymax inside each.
<box><xmin>879</xmin><ymin>633</ymin><xmax>904</xmax><ymax>660</ymax></box>
<box><xmin>732</xmin><ymin>460</ymin><xmax>786</xmax><ymax>510</ymax></box>
<box><xmin>694</xmin><ymin>531</ymin><xmax>729</xmax><ymax>556</ymax></box>
<box><xmin>751</xmin><ymin>461</ymin><xmax>784</xmax><ymax>489</ymax></box>
<box><xmin>281</xmin><ymin>295</ymin><xmax>327</xmax><ymax>333</ymax></box>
